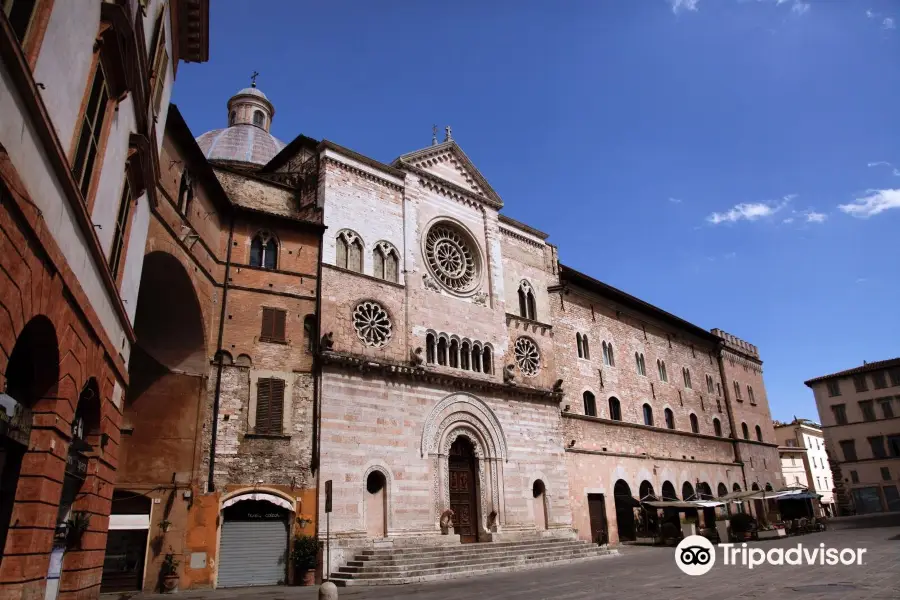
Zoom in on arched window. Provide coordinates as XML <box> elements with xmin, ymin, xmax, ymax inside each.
<box><xmin>449</xmin><ymin>339</ymin><xmax>459</xmax><ymax>368</ymax></box>
<box><xmin>664</xmin><ymin>407</ymin><xmax>675</xmax><ymax>429</ymax></box>
<box><xmin>713</xmin><ymin>417</ymin><xmax>722</xmax><ymax>437</ymax></box>
<box><xmin>426</xmin><ymin>333</ymin><xmax>436</xmax><ymax>364</ymax></box>
<box><xmin>583</xmin><ymin>391</ymin><xmax>597</xmax><ymax>417</ymax></box>
<box><xmin>253</xmin><ymin>109</ymin><xmax>265</xmax><ymax>127</ymax></box>
<box><xmin>229</xmin><ymin>110</ymin><xmax>236</xmax><ymax>125</ymax></box>
<box><xmin>437</xmin><ymin>337</ymin><xmax>448</xmax><ymax>366</ymax></box>
<box><xmin>602</xmin><ymin>341</ymin><xmax>614</xmax><ymax>366</ymax></box>
<box><xmin>706</xmin><ymin>374</ymin><xmax>714</xmax><ymax>394</ymax></box>
<box><xmin>336</xmin><ymin>230</ymin><xmax>363</xmax><ymax>273</ymax></box>
<box><xmin>373</xmin><ymin>241</ymin><xmax>399</xmax><ymax>282</ymax></box>
<box><xmin>690</xmin><ymin>413</ymin><xmax>699</xmax><ymax>433</ymax></box>
<box><xmin>177</xmin><ymin>169</ymin><xmax>193</xmax><ymax>215</ymax></box>
<box><xmin>608</xmin><ymin>396</ymin><xmax>622</xmax><ymax>421</ymax></box>
<box><xmin>460</xmin><ymin>341</ymin><xmax>470</xmax><ymax>370</ymax></box>
<box><xmin>635</xmin><ymin>352</ymin><xmax>645</xmax><ymax>376</ymax></box>
<box><xmin>482</xmin><ymin>346</ymin><xmax>492</xmax><ymax>374</ymax></box>
<box><xmin>576</xmin><ymin>333</ymin><xmax>584</xmax><ymax>358</ymax></box>
<box><xmin>582</xmin><ymin>336</ymin><xmax>590</xmax><ymax>360</ymax></box>
<box><xmin>303</xmin><ymin>314</ymin><xmax>316</xmax><ymax>352</ymax></box>
<box><xmin>747</xmin><ymin>385</ymin><xmax>755</xmax><ymax>405</ymax></box>
<box><xmin>518</xmin><ymin>281</ymin><xmax>536</xmax><ymax>320</ymax></box>
<box><xmin>471</xmin><ymin>343</ymin><xmax>482</xmax><ymax>373</ymax></box>
<box><xmin>717</xmin><ymin>482</ymin><xmax>728</xmax><ymax>497</ymax></box>
<box><xmin>733</xmin><ymin>483</ymin><xmax>742</xmax><ymax>492</ymax></box>
<box><xmin>733</xmin><ymin>380</ymin><xmax>742</xmax><ymax>401</ymax></box>
<box><xmin>755</xmin><ymin>424</ymin><xmax>763</xmax><ymax>442</ymax></box>
<box><xmin>250</xmin><ymin>231</ymin><xmax>277</xmax><ymax>269</ymax></box>
<box><xmin>643</xmin><ymin>403</ymin><xmax>654</xmax><ymax>426</ymax></box>
<box><xmin>741</xmin><ymin>422</ymin><xmax>749</xmax><ymax>440</ymax></box>
<box><xmin>682</xmin><ymin>367</ymin><xmax>692</xmax><ymax>389</ymax></box>
<box><xmin>657</xmin><ymin>359</ymin><xmax>668</xmax><ymax>382</ymax></box>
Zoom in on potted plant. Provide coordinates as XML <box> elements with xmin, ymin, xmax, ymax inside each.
<box><xmin>160</xmin><ymin>551</ymin><xmax>180</xmax><ymax>592</ymax></box>
<box><xmin>729</xmin><ymin>513</ymin><xmax>756</xmax><ymax>541</ymax></box>
<box><xmin>158</xmin><ymin>519</ymin><xmax>172</xmax><ymax>533</ymax></box>
<box><xmin>680</xmin><ymin>516</ymin><xmax>697</xmax><ymax>538</ymax></box>
<box><xmin>65</xmin><ymin>511</ymin><xmax>91</xmax><ymax>550</ymax></box>
<box><xmin>291</xmin><ymin>535</ymin><xmax>318</xmax><ymax>586</ymax></box>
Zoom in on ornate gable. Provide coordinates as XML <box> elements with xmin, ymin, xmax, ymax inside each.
<box><xmin>395</xmin><ymin>141</ymin><xmax>503</xmax><ymax>208</ymax></box>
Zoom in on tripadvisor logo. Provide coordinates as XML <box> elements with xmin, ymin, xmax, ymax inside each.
<box><xmin>675</xmin><ymin>535</ymin><xmax>868</xmax><ymax>575</ymax></box>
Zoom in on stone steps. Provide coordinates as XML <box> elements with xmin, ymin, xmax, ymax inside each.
<box><xmin>330</xmin><ymin>538</ymin><xmax>618</xmax><ymax>586</ymax></box>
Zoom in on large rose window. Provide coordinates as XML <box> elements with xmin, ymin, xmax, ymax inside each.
<box><xmin>423</xmin><ymin>223</ymin><xmax>480</xmax><ymax>294</ymax></box>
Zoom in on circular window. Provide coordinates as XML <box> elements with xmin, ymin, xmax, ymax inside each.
<box><xmin>424</xmin><ymin>222</ymin><xmax>480</xmax><ymax>294</ymax></box>
<box><xmin>514</xmin><ymin>336</ymin><xmax>540</xmax><ymax>377</ymax></box>
<box><xmin>353</xmin><ymin>301</ymin><xmax>392</xmax><ymax>347</ymax></box>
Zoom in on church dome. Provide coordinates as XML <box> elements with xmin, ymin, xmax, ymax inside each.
<box><xmin>195</xmin><ymin>82</ymin><xmax>286</xmax><ymax>169</ymax></box>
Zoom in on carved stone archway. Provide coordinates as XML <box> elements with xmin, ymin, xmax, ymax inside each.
<box><xmin>422</xmin><ymin>393</ymin><xmax>507</xmax><ymax>536</ymax></box>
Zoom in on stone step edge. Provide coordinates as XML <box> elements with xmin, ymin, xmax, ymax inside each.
<box><xmin>359</xmin><ymin>540</ymin><xmax>596</xmax><ymax>558</ymax></box>
<box><xmin>331</xmin><ymin>551</ymin><xmax>620</xmax><ymax>586</ymax></box>
<box><xmin>344</xmin><ymin>548</ymin><xmax>611</xmax><ymax>571</ymax></box>
<box><xmin>335</xmin><ymin>549</ymin><xmax>615</xmax><ymax>579</ymax></box>
<box><xmin>360</xmin><ymin>538</ymin><xmax>577</xmax><ymax>556</ymax></box>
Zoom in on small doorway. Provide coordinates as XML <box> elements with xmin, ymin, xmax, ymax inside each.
<box><xmin>532</xmin><ymin>480</ymin><xmax>548</xmax><ymax>531</ymax></box>
<box><xmin>613</xmin><ymin>480</ymin><xmax>636</xmax><ymax>542</ymax></box>
<box><xmin>101</xmin><ymin>492</ymin><xmax>152</xmax><ymax>593</ymax></box>
<box><xmin>587</xmin><ymin>493</ymin><xmax>607</xmax><ymax>545</ymax></box>
<box><xmin>366</xmin><ymin>471</ymin><xmax>387</xmax><ymax>538</ymax></box>
<box><xmin>449</xmin><ymin>437</ymin><xmax>479</xmax><ymax>543</ymax></box>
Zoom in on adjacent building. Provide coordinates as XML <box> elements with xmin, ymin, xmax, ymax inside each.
<box><xmin>0</xmin><ymin>1</ymin><xmax>208</xmax><ymax>598</ymax></box>
<box><xmin>805</xmin><ymin>359</ymin><xmax>900</xmax><ymax>514</ymax></box>
<box><xmin>773</xmin><ymin>418</ymin><xmax>834</xmax><ymax>516</ymax></box>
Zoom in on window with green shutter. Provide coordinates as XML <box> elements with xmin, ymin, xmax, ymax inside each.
<box><xmin>255</xmin><ymin>378</ymin><xmax>284</xmax><ymax>435</ymax></box>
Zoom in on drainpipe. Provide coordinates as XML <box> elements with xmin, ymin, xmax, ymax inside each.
<box><xmin>208</xmin><ymin>212</ymin><xmax>235</xmax><ymax>492</ymax></box>
<box><xmin>716</xmin><ymin>343</ymin><xmax>748</xmax><ymax>490</ymax></box>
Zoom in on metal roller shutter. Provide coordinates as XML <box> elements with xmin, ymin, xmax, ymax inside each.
<box><xmin>217</xmin><ymin>516</ymin><xmax>288</xmax><ymax>587</ymax></box>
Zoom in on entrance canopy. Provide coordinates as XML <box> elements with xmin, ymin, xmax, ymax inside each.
<box><xmin>222</xmin><ymin>492</ymin><xmax>293</xmax><ymax>512</ymax></box>
<box><xmin>643</xmin><ymin>500</ymin><xmax>724</xmax><ymax>509</ymax></box>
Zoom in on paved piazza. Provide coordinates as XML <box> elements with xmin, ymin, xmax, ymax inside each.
<box><xmin>110</xmin><ymin>526</ymin><xmax>899</xmax><ymax>600</ymax></box>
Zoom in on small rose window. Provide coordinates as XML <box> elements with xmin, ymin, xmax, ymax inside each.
<box><xmin>514</xmin><ymin>337</ymin><xmax>540</xmax><ymax>376</ymax></box>
<box><xmin>353</xmin><ymin>301</ymin><xmax>392</xmax><ymax>347</ymax></box>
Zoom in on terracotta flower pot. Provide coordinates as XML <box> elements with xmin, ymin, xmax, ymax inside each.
<box><xmin>299</xmin><ymin>568</ymin><xmax>316</xmax><ymax>586</ymax></box>
<box><xmin>162</xmin><ymin>574</ymin><xmax>178</xmax><ymax>592</ymax></box>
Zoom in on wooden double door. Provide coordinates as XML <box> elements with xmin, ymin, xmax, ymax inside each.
<box><xmin>449</xmin><ymin>437</ymin><xmax>479</xmax><ymax>543</ymax></box>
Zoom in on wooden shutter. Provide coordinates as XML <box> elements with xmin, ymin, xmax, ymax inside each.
<box><xmin>256</xmin><ymin>378</ymin><xmax>271</xmax><ymax>433</ymax></box>
<box><xmin>255</xmin><ymin>378</ymin><xmax>284</xmax><ymax>435</ymax></box>
<box><xmin>260</xmin><ymin>308</ymin><xmax>286</xmax><ymax>342</ymax></box>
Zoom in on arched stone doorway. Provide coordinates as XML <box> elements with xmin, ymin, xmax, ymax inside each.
<box><xmin>682</xmin><ymin>482</ymin><xmax>699</xmax><ymax>523</ymax></box>
<box><xmin>638</xmin><ymin>481</ymin><xmax>657</xmax><ymax>535</ymax></box>
<box><xmin>613</xmin><ymin>480</ymin><xmax>636</xmax><ymax>542</ymax></box>
<box><xmin>659</xmin><ymin>480</ymin><xmax>679</xmax><ymax>529</ymax></box>
<box><xmin>697</xmin><ymin>482</ymin><xmax>716</xmax><ymax>527</ymax></box>
<box><xmin>366</xmin><ymin>471</ymin><xmax>387</xmax><ymax>538</ymax></box>
<box><xmin>218</xmin><ymin>494</ymin><xmax>292</xmax><ymax>588</ymax></box>
<box><xmin>532</xmin><ymin>480</ymin><xmax>548</xmax><ymax>531</ymax></box>
<box><xmin>449</xmin><ymin>436</ymin><xmax>480</xmax><ymax>543</ymax></box>
<box><xmin>422</xmin><ymin>393</ymin><xmax>507</xmax><ymax>541</ymax></box>
<box><xmin>0</xmin><ymin>316</ymin><xmax>59</xmax><ymax>563</ymax></box>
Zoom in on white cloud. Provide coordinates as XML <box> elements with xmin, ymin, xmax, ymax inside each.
<box><xmin>884</xmin><ymin>17</ymin><xmax>896</xmax><ymax>30</ymax></box>
<box><xmin>668</xmin><ymin>197</ymin><xmax>683</xmax><ymax>204</ymax></box>
<box><xmin>838</xmin><ymin>189</ymin><xmax>900</xmax><ymax>218</ymax></box>
<box><xmin>856</xmin><ymin>277</ymin><xmax>868</xmax><ymax>284</ymax></box>
<box><xmin>805</xmin><ymin>211</ymin><xmax>827</xmax><ymax>223</ymax></box>
<box><xmin>867</xmin><ymin>161</ymin><xmax>900</xmax><ymax>176</ymax></box>
<box><xmin>782</xmin><ymin>217</ymin><xmax>795</xmax><ymax>224</ymax></box>
<box><xmin>670</xmin><ymin>0</ymin><xmax>700</xmax><ymax>14</ymax></box>
<box><xmin>866</xmin><ymin>9</ymin><xmax>875</xmax><ymax>19</ymax></box>
<box><xmin>792</xmin><ymin>2</ymin><xmax>810</xmax><ymax>15</ymax></box>
<box><xmin>707</xmin><ymin>201</ymin><xmax>782</xmax><ymax>224</ymax></box>
<box><xmin>724</xmin><ymin>251</ymin><xmax>737</xmax><ymax>259</ymax></box>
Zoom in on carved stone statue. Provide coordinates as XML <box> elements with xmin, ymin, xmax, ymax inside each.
<box><xmin>440</xmin><ymin>508</ymin><xmax>455</xmax><ymax>534</ymax></box>
<box><xmin>472</xmin><ymin>291</ymin><xmax>488</xmax><ymax>306</ymax></box>
<box><xmin>320</xmin><ymin>332</ymin><xmax>334</xmax><ymax>350</ymax></box>
<box><xmin>552</xmin><ymin>379</ymin><xmax>564</xmax><ymax>392</ymax></box>
<box><xmin>503</xmin><ymin>364</ymin><xmax>516</xmax><ymax>385</ymax></box>
<box><xmin>487</xmin><ymin>510</ymin><xmax>498</xmax><ymax>532</ymax></box>
<box><xmin>411</xmin><ymin>347</ymin><xmax>425</xmax><ymax>367</ymax></box>
<box><xmin>423</xmin><ymin>275</ymin><xmax>442</xmax><ymax>293</ymax></box>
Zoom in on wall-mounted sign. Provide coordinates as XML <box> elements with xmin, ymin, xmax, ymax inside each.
<box><xmin>65</xmin><ymin>449</ymin><xmax>88</xmax><ymax>480</ymax></box>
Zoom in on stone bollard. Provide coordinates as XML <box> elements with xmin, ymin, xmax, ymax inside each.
<box><xmin>319</xmin><ymin>581</ymin><xmax>338</xmax><ymax>600</ymax></box>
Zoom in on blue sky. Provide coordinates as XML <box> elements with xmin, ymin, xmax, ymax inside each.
<box><xmin>174</xmin><ymin>0</ymin><xmax>900</xmax><ymax>422</ymax></box>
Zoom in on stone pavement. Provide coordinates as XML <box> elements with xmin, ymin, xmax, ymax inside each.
<box><xmin>106</xmin><ymin>526</ymin><xmax>900</xmax><ymax>600</ymax></box>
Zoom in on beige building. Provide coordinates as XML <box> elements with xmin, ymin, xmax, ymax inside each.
<box><xmin>773</xmin><ymin>419</ymin><xmax>834</xmax><ymax>516</ymax></box>
<box><xmin>805</xmin><ymin>359</ymin><xmax>900</xmax><ymax>514</ymax></box>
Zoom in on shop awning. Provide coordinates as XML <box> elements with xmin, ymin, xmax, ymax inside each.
<box><xmin>109</xmin><ymin>514</ymin><xmax>151</xmax><ymax>530</ymax></box>
<box><xmin>642</xmin><ymin>500</ymin><xmax>724</xmax><ymax>508</ymax></box>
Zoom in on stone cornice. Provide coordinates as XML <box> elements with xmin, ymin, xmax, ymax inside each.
<box><xmin>505</xmin><ymin>313</ymin><xmax>553</xmax><ymax>337</ymax></box>
<box><xmin>500</xmin><ymin>226</ymin><xmax>545</xmax><ymax>249</ymax></box>
<box><xmin>321</xmin><ymin>155</ymin><xmax>404</xmax><ymax>192</ymax></box>
<box><xmin>565</xmin><ymin>447</ymin><xmax>740</xmax><ymax>468</ymax></box>
<box><xmin>498</xmin><ymin>214</ymin><xmax>549</xmax><ymax>240</ymax></box>
<box><xmin>395</xmin><ymin>141</ymin><xmax>504</xmax><ymax>207</ymax></box>
<box><xmin>405</xmin><ymin>164</ymin><xmax>502</xmax><ymax>210</ymax></box>
<box><xmin>319</xmin><ymin>351</ymin><xmax>562</xmax><ymax>402</ymax></box>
